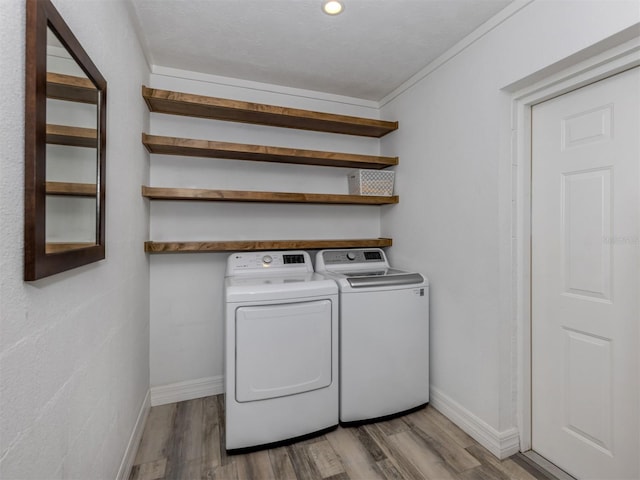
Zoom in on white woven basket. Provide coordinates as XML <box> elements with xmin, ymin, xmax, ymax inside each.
<box><xmin>347</xmin><ymin>169</ymin><xmax>395</xmax><ymax>196</ymax></box>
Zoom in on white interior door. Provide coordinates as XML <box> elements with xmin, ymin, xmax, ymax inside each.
<box><xmin>532</xmin><ymin>67</ymin><xmax>639</xmax><ymax>479</ymax></box>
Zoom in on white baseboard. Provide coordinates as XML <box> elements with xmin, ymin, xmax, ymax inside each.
<box><xmin>116</xmin><ymin>389</ymin><xmax>151</xmax><ymax>480</ymax></box>
<box><xmin>150</xmin><ymin>375</ymin><xmax>224</xmax><ymax>406</ymax></box>
<box><xmin>429</xmin><ymin>386</ymin><xmax>520</xmax><ymax>460</ymax></box>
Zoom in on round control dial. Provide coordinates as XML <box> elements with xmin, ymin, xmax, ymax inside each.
<box><xmin>346</xmin><ymin>252</ymin><xmax>356</xmax><ymax>261</ymax></box>
<box><xmin>262</xmin><ymin>255</ymin><xmax>273</xmax><ymax>264</ymax></box>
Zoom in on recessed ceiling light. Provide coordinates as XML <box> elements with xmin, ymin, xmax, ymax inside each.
<box><xmin>322</xmin><ymin>0</ymin><xmax>344</xmax><ymax>15</ymax></box>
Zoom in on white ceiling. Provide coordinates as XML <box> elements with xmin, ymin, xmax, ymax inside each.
<box><xmin>129</xmin><ymin>0</ymin><xmax>513</xmax><ymax>101</ymax></box>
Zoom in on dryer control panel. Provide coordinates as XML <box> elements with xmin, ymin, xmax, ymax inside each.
<box><xmin>226</xmin><ymin>250</ymin><xmax>313</xmax><ymax>276</ymax></box>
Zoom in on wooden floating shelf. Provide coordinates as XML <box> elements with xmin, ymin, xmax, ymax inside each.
<box><xmin>47</xmin><ymin>72</ymin><xmax>97</xmax><ymax>104</ymax></box>
<box><xmin>142</xmin><ymin>186</ymin><xmax>398</xmax><ymax>205</ymax></box>
<box><xmin>45</xmin><ymin>242</ymin><xmax>95</xmax><ymax>254</ymax></box>
<box><xmin>142</xmin><ymin>134</ymin><xmax>397</xmax><ymax>170</ymax></box>
<box><xmin>144</xmin><ymin>237</ymin><xmax>393</xmax><ymax>253</ymax></box>
<box><xmin>46</xmin><ymin>181</ymin><xmax>97</xmax><ymax>197</ymax></box>
<box><xmin>142</xmin><ymin>86</ymin><xmax>398</xmax><ymax>138</ymax></box>
<box><xmin>46</xmin><ymin>124</ymin><xmax>97</xmax><ymax>148</ymax></box>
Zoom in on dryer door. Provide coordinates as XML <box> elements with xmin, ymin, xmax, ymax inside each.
<box><xmin>235</xmin><ymin>299</ymin><xmax>333</xmax><ymax>402</ymax></box>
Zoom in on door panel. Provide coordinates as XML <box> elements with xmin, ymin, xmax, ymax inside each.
<box><xmin>561</xmin><ymin>104</ymin><xmax>612</xmax><ymax>150</ymax></box>
<box><xmin>532</xmin><ymin>67</ymin><xmax>639</xmax><ymax>479</ymax></box>
<box><xmin>562</xmin><ymin>168</ymin><xmax>612</xmax><ymax>300</ymax></box>
<box><xmin>563</xmin><ymin>328</ymin><xmax>613</xmax><ymax>454</ymax></box>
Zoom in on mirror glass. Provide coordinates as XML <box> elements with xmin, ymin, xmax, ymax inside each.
<box><xmin>24</xmin><ymin>0</ymin><xmax>106</xmax><ymax>280</ymax></box>
<box><xmin>45</xmin><ymin>28</ymin><xmax>99</xmax><ymax>252</ymax></box>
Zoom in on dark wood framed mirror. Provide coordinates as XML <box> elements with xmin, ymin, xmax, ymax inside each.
<box><xmin>25</xmin><ymin>0</ymin><xmax>107</xmax><ymax>281</ymax></box>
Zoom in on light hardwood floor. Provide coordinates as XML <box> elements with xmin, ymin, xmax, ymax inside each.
<box><xmin>129</xmin><ymin>395</ymin><xmax>558</xmax><ymax>480</ymax></box>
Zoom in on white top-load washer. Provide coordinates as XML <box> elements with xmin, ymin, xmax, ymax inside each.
<box><xmin>224</xmin><ymin>251</ymin><xmax>338</xmax><ymax>451</ymax></box>
<box><xmin>315</xmin><ymin>248</ymin><xmax>429</xmax><ymax>423</ymax></box>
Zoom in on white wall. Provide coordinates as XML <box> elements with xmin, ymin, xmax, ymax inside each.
<box><xmin>0</xmin><ymin>0</ymin><xmax>150</xmax><ymax>478</ymax></box>
<box><xmin>380</xmin><ymin>0</ymin><xmax>639</xmax><ymax>453</ymax></box>
<box><xmin>147</xmin><ymin>69</ymin><xmax>387</xmax><ymax>400</ymax></box>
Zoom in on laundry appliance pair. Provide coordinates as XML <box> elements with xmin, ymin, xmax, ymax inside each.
<box><xmin>223</xmin><ymin>249</ymin><xmax>428</xmax><ymax>451</ymax></box>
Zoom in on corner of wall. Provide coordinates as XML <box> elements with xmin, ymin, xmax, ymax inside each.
<box><xmin>430</xmin><ymin>387</ymin><xmax>520</xmax><ymax>459</ymax></box>
<box><xmin>116</xmin><ymin>389</ymin><xmax>151</xmax><ymax>480</ymax></box>
<box><xmin>150</xmin><ymin>375</ymin><xmax>224</xmax><ymax>407</ymax></box>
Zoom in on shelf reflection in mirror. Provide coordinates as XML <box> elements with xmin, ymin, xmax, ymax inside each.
<box><xmin>45</xmin><ymin>27</ymin><xmax>98</xmax><ymax>251</ymax></box>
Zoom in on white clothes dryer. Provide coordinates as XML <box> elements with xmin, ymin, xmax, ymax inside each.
<box><xmin>224</xmin><ymin>251</ymin><xmax>338</xmax><ymax>451</ymax></box>
<box><xmin>316</xmin><ymin>248</ymin><xmax>429</xmax><ymax>423</ymax></box>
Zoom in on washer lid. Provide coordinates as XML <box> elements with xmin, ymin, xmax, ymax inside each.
<box><xmin>323</xmin><ymin>268</ymin><xmax>425</xmax><ymax>288</ymax></box>
<box><xmin>225</xmin><ymin>273</ymin><xmax>338</xmax><ymax>302</ymax></box>
<box><xmin>346</xmin><ymin>272</ymin><xmax>425</xmax><ymax>288</ymax></box>
<box><xmin>339</xmin><ymin>268</ymin><xmax>407</xmax><ymax>277</ymax></box>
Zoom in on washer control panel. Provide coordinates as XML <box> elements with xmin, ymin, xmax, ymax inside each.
<box><xmin>226</xmin><ymin>251</ymin><xmax>313</xmax><ymax>276</ymax></box>
<box><xmin>319</xmin><ymin>249</ymin><xmax>388</xmax><ymax>266</ymax></box>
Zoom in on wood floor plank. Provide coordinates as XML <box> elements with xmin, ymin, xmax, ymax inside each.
<box><xmin>466</xmin><ymin>445</ymin><xmax>541</xmax><ymax>480</ymax></box>
<box><xmin>353</xmin><ymin>426</ymin><xmax>387</xmax><ymax>462</ymax></box>
<box><xmin>509</xmin><ymin>454</ymin><xmax>560</xmax><ymax>480</ymax></box>
<box><xmin>132</xmin><ymin>403</ymin><xmax>177</xmax><ymax>465</ymax></box>
<box><xmin>362</xmin><ymin>424</ymin><xmax>428</xmax><ymax>480</ymax></box>
<box><xmin>199</xmin><ymin>459</ymin><xmax>219</xmax><ymax>480</ymax></box>
<box><xmin>182</xmin><ymin>398</ymin><xmax>205</xmax><ymax>461</ymax></box>
<box><xmin>501</xmin><ymin>458</ymin><xmax>549</xmax><ymax>480</ymax></box>
<box><xmin>212</xmin><ymin>461</ymin><xmax>239</xmax><ymax>480</ymax></box>
<box><xmin>286</xmin><ymin>442</ymin><xmax>324</xmax><ymax>480</ymax></box>
<box><xmin>215</xmin><ymin>395</ymin><xmax>232</xmax><ymax>467</ymax></box>
<box><xmin>323</xmin><ymin>473</ymin><xmax>350</xmax><ymax>480</ymax></box>
<box><xmin>163</xmin><ymin>398</ymin><xmax>206</xmax><ymax>478</ymax></box>
<box><xmin>268</xmin><ymin>446</ymin><xmax>298</xmax><ymax>480</ymax></box>
<box><xmin>202</xmin><ymin>395</ymin><xmax>222</xmax><ymax>469</ymax></box>
<box><xmin>172</xmin><ymin>457</ymin><xmax>212</xmax><ymax>480</ymax></box>
<box><xmin>128</xmin><ymin>458</ymin><xmax>166</xmax><ymax>480</ymax></box>
<box><xmin>387</xmin><ymin>429</ymin><xmax>459</xmax><ymax>480</ymax></box>
<box><xmin>325</xmin><ymin>427</ymin><xmax>385</xmax><ymax>480</ymax></box>
<box><xmin>236</xmin><ymin>450</ymin><xmax>277</xmax><ymax>480</ymax></box>
<box><xmin>404</xmin><ymin>409</ymin><xmax>481</xmax><ymax>473</ymax></box>
<box><xmin>307</xmin><ymin>439</ymin><xmax>345</xmax><ymax>478</ymax></box>
<box><xmin>423</xmin><ymin>406</ymin><xmax>476</xmax><ymax>448</ymax></box>
<box><xmin>457</xmin><ymin>463</ymin><xmax>512</xmax><ymax>480</ymax></box>
<box><xmin>376</xmin><ymin>458</ymin><xmax>405</xmax><ymax>480</ymax></box>
<box><xmin>375</xmin><ymin>417</ymin><xmax>411</xmax><ymax>436</ymax></box>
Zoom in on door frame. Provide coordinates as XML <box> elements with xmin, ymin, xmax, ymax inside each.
<box><xmin>508</xmin><ymin>34</ymin><xmax>640</xmax><ymax>452</ymax></box>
